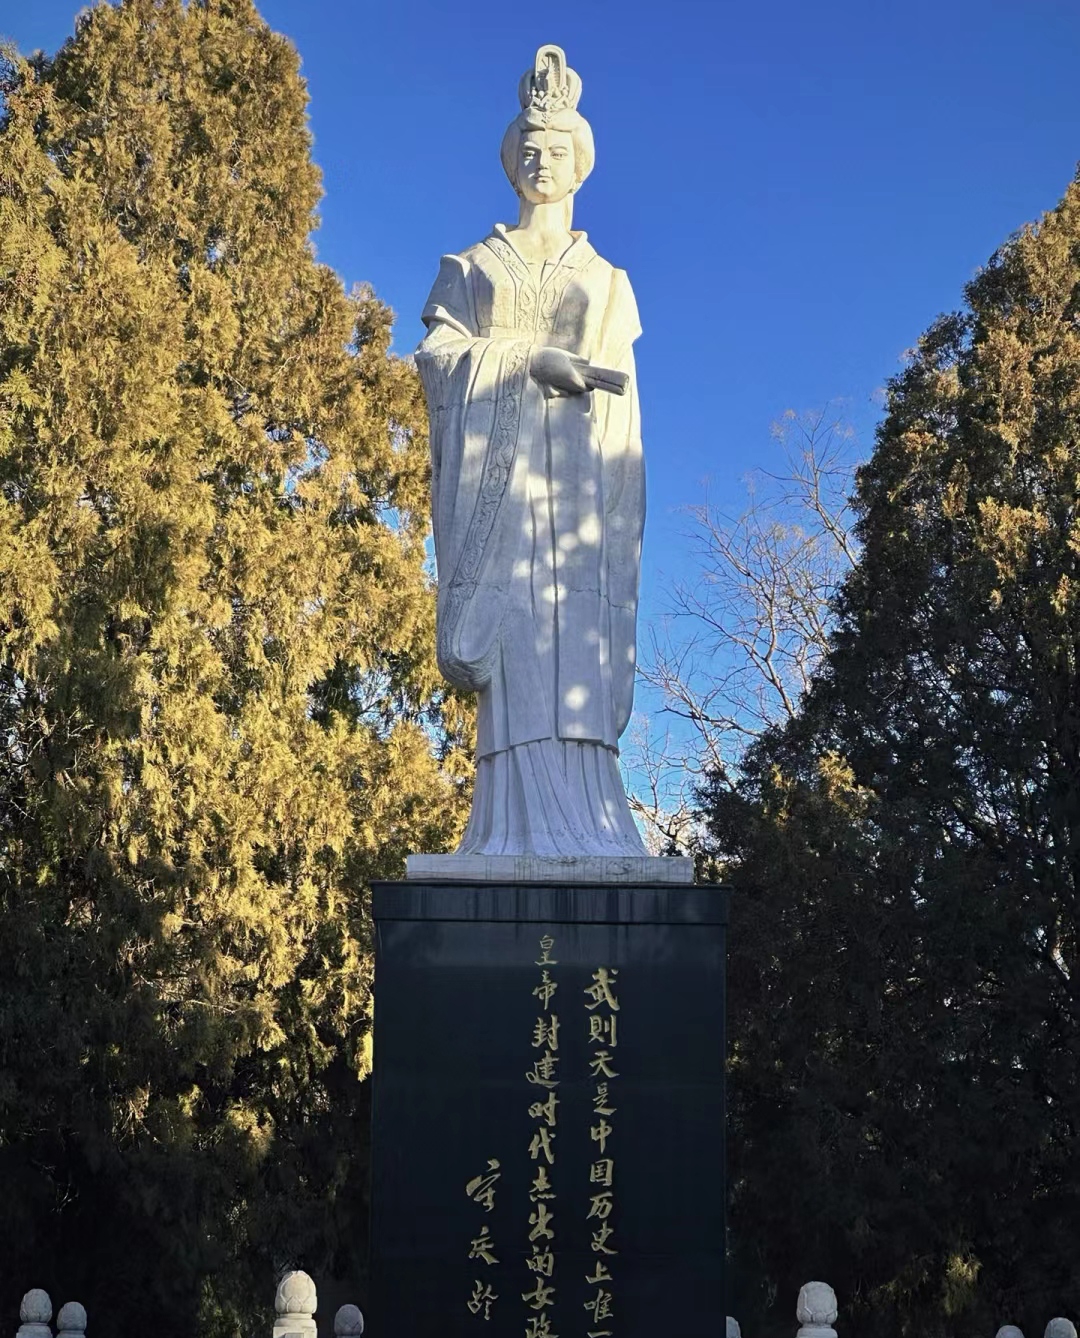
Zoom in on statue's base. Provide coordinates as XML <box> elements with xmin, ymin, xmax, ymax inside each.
<box><xmin>405</xmin><ymin>852</ymin><xmax>694</xmax><ymax>883</ymax></box>
<box><xmin>367</xmin><ymin>877</ymin><xmax>728</xmax><ymax>1334</ymax></box>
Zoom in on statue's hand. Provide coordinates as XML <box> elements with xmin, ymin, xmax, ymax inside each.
<box><xmin>530</xmin><ymin>346</ymin><xmax>590</xmax><ymax>396</ymax></box>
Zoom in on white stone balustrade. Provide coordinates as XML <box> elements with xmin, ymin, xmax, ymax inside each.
<box><xmin>270</xmin><ymin>1271</ymin><xmax>367</xmax><ymax>1338</ymax></box>
<box><xmin>12</xmin><ymin>1275</ymin><xmax>1073</xmax><ymax>1338</ymax></box>
<box><xmin>15</xmin><ymin>1292</ymin><xmax>88</xmax><ymax>1338</ymax></box>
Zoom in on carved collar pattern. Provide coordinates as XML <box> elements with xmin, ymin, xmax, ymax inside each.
<box><xmin>484</xmin><ymin>225</ymin><xmax>596</xmax><ymax>335</ymax></box>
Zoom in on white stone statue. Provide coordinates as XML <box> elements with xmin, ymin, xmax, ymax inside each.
<box><xmin>413</xmin><ymin>44</ymin><xmax>650</xmax><ymax>863</ymax></box>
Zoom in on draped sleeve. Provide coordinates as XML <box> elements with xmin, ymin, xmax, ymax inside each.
<box><xmin>421</xmin><ymin>252</ymin><xmax>477</xmax><ymax>340</ymax></box>
<box><xmin>595</xmin><ymin>267</ymin><xmax>646</xmax><ymax>737</ymax></box>
<box><xmin>415</xmin><ymin>253</ymin><xmax>544</xmax><ymax>692</ymax></box>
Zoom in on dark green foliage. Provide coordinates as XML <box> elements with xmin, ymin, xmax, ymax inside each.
<box><xmin>708</xmin><ymin>175</ymin><xmax>1080</xmax><ymax>1337</ymax></box>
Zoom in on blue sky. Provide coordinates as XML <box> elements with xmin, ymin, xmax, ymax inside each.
<box><xmin>5</xmin><ymin>0</ymin><xmax>1080</xmax><ymax>666</ymax></box>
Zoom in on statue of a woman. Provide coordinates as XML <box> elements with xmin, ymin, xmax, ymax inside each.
<box><xmin>416</xmin><ymin>45</ymin><xmax>647</xmax><ymax>858</ymax></box>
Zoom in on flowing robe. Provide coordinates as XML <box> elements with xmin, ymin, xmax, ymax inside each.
<box><xmin>416</xmin><ymin>226</ymin><xmax>646</xmax><ymax>856</ymax></box>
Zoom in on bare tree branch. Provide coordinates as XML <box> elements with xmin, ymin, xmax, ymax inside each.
<box><xmin>627</xmin><ymin>406</ymin><xmax>861</xmax><ymax>852</ymax></box>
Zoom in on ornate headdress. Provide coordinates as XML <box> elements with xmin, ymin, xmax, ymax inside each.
<box><xmin>501</xmin><ymin>44</ymin><xmax>594</xmax><ymax>196</ymax></box>
<box><xmin>515</xmin><ymin>45</ymin><xmax>583</xmax><ymax>131</ymax></box>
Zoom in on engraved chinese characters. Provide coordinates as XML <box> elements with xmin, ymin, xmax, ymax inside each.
<box><xmin>461</xmin><ymin>934</ymin><xmax>631</xmax><ymax>1337</ymax></box>
<box><xmin>584</xmin><ymin>967</ymin><xmax>620</xmax><ymax>1334</ymax></box>
<box><xmin>368</xmin><ymin>881</ymin><xmax>729</xmax><ymax>1333</ymax></box>
<box><xmin>465</xmin><ymin>1158</ymin><xmax>502</xmax><ymax>1317</ymax></box>
<box><xmin>523</xmin><ymin>935</ymin><xmax>559</xmax><ymax>1335</ymax></box>
<box><xmin>414</xmin><ymin>45</ymin><xmax>648</xmax><ymax>861</ymax></box>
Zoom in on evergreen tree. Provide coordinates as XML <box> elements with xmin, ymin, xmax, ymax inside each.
<box><xmin>706</xmin><ymin>172</ymin><xmax>1080</xmax><ymax>1336</ymax></box>
<box><xmin>0</xmin><ymin>3</ymin><xmax>467</xmax><ymax>1332</ymax></box>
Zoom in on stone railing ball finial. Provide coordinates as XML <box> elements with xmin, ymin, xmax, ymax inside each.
<box><xmin>727</xmin><ymin>1317</ymin><xmax>742</xmax><ymax>1338</ymax></box>
<box><xmin>17</xmin><ymin>1291</ymin><xmax>52</xmax><ymax>1338</ymax></box>
<box><xmin>797</xmin><ymin>1281</ymin><xmax>839</xmax><ymax>1338</ymax></box>
<box><xmin>273</xmin><ymin>1272</ymin><xmax>317</xmax><ymax>1338</ymax></box>
<box><xmin>1045</xmin><ymin>1322</ymin><xmax>1077</xmax><ymax>1338</ymax></box>
<box><xmin>275</xmin><ymin>1272</ymin><xmax>317</xmax><ymax>1316</ymax></box>
<box><xmin>56</xmin><ymin>1302</ymin><xmax>87</xmax><ymax>1338</ymax></box>
<box><xmin>334</xmin><ymin>1305</ymin><xmax>364</xmax><ymax>1338</ymax></box>
<box><xmin>995</xmin><ymin>1327</ymin><xmax>1025</xmax><ymax>1338</ymax></box>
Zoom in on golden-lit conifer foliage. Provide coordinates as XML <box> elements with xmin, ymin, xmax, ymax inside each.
<box><xmin>0</xmin><ymin>2</ymin><xmax>467</xmax><ymax>1331</ymax></box>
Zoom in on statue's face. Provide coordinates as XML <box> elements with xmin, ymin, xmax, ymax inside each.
<box><xmin>517</xmin><ymin>128</ymin><xmax>575</xmax><ymax>205</ymax></box>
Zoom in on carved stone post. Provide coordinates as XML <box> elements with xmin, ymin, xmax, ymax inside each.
<box><xmin>797</xmin><ymin>1281</ymin><xmax>839</xmax><ymax>1338</ymax></box>
<box><xmin>273</xmin><ymin>1272</ymin><xmax>317</xmax><ymax>1338</ymax></box>
<box><xmin>334</xmin><ymin>1305</ymin><xmax>364</xmax><ymax>1338</ymax></box>
<box><xmin>16</xmin><ymin>1292</ymin><xmax>51</xmax><ymax>1338</ymax></box>
<box><xmin>55</xmin><ymin>1303</ymin><xmax>87</xmax><ymax>1338</ymax></box>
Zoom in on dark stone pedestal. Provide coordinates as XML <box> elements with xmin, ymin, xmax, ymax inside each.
<box><xmin>367</xmin><ymin>880</ymin><xmax>729</xmax><ymax>1336</ymax></box>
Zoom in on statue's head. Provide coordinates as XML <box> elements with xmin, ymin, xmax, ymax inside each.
<box><xmin>501</xmin><ymin>46</ymin><xmax>595</xmax><ymax>207</ymax></box>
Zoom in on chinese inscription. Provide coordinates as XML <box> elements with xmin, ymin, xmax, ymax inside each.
<box><xmin>460</xmin><ymin>937</ymin><xmax>632</xmax><ymax>1335</ymax></box>
<box><xmin>584</xmin><ymin>966</ymin><xmax>620</xmax><ymax>1335</ymax></box>
<box><xmin>525</xmin><ymin>934</ymin><xmax>560</xmax><ymax>1331</ymax></box>
<box><xmin>465</xmin><ymin>1157</ymin><xmax>502</xmax><ymax>1320</ymax></box>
